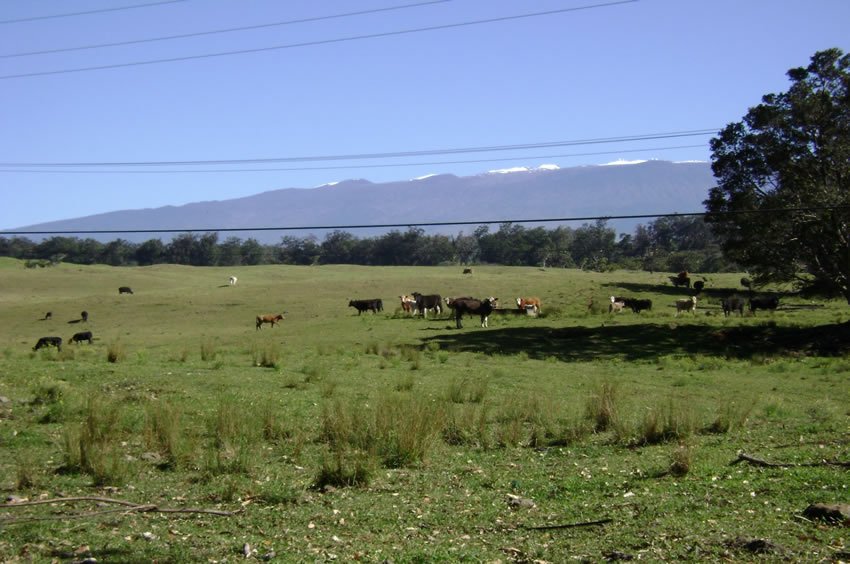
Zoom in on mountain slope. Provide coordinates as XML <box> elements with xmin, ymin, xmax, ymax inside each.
<box><xmin>11</xmin><ymin>161</ymin><xmax>715</xmax><ymax>243</ymax></box>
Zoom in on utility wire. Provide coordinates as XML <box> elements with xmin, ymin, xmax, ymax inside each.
<box><xmin>0</xmin><ymin>129</ymin><xmax>715</xmax><ymax>167</ymax></box>
<box><xmin>0</xmin><ymin>0</ymin><xmax>451</xmax><ymax>59</ymax></box>
<box><xmin>0</xmin><ymin>144</ymin><xmax>708</xmax><ymax>174</ymax></box>
<box><xmin>0</xmin><ymin>0</ymin><xmax>637</xmax><ymax>80</ymax></box>
<box><xmin>0</xmin><ymin>0</ymin><xmax>187</xmax><ymax>25</ymax></box>
<box><xmin>2</xmin><ymin>206</ymin><xmax>846</xmax><ymax>237</ymax></box>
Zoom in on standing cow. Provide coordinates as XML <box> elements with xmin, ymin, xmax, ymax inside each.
<box><xmin>452</xmin><ymin>297</ymin><xmax>497</xmax><ymax>329</ymax></box>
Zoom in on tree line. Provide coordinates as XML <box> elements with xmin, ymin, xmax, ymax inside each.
<box><xmin>0</xmin><ymin>215</ymin><xmax>737</xmax><ymax>273</ymax></box>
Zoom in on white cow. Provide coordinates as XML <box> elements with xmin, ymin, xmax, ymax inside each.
<box><xmin>229</xmin><ymin>276</ymin><xmax>238</xmax><ymax>286</ymax></box>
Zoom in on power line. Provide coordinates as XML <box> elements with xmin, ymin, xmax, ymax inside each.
<box><xmin>0</xmin><ymin>0</ymin><xmax>188</xmax><ymax>25</ymax></box>
<box><xmin>0</xmin><ymin>0</ymin><xmax>637</xmax><ymax>80</ymax></box>
<box><xmin>0</xmin><ymin>144</ymin><xmax>708</xmax><ymax>174</ymax></box>
<box><xmin>0</xmin><ymin>0</ymin><xmax>450</xmax><ymax>59</ymax></box>
<box><xmin>0</xmin><ymin>129</ymin><xmax>715</xmax><ymax>167</ymax></box>
<box><xmin>2</xmin><ymin>206</ymin><xmax>846</xmax><ymax>237</ymax></box>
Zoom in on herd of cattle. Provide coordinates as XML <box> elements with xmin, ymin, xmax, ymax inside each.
<box><xmin>28</xmin><ymin>276</ymin><xmax>791</xmax><ymax>352</ymax></box>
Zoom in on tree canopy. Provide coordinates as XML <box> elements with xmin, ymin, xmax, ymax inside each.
<box><xmin>705</xmin><ymin>48</ymin><xmax>850</xmax><ymax>301</ymax></box>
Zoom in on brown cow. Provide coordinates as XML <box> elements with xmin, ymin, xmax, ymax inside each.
<box><xmin>256</xmin><ymin>313</ymin><xmax>285</xmax><ymax>330</ymax></box>
<box><xmin>516</xmin><ymin>297</ymin><xmax>542</xmax><ymax>313</ymax></box>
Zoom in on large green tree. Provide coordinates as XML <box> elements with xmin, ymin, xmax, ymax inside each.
<box><xmin>705</xmin><ymin>48</ymin><xmax>850</xmax><ymax>301</ymax></box>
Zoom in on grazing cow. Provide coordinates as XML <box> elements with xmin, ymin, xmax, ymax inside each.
<box><xmin>675</xmin><ymin>296</ymin><xmax>698</xmax><ymax>316</ymax></box>
<box><xmin>118</xmin><ymin>286</ymin><xmax>134</xmax><ymax>294</ymax></box>
<box><xmin>43</xmin><ymin>311</ymin><xmax>52</xmax><ymax>321</ymax></box>
<box><xmin>516</xmin><ymin>297</ymin><xmax>542</xmax><ymax>313</ymax></box>
<box><xmin>452</xmin><ymin>297</ymin><xmax>497</xmax><ymax>329</ymax></box>
<box><xmin>348</xmin><ymin>299</ymin><xmax>383</xmax><ymax>315</ymax></box>
<box><xmin>462</xmin><ymin>268</ymin><xmax>473</xmax><ymax>275</ymax></box>
<box><xmin>229</xmin><ymin>276</ymin><xmax>238</xmax><ymax>286</ymax></box>
<box><xmin>749</xmin><ymin>296</ymin><xmax>779</xmax><ymax>314</ymax></box>
<box><xmin>693</xmin><ymin>281</ymin><xmax>705</xmax><ymax>294</ymax></box>
<box><xmin>80</xmin><ymin>311</ymin><xmax>88</xmax><ymax>322</ymax></box>
<box><xmin>722</xmin><ymin>296</ymin><xmax>746</xmax><ymax>317</ymax></box>
<box><xmin>615</xmin><ymin>297</ymin><xmax>653</xmax><ymax>313</ymax></box>
<box><xmin>33</xmin><ymin>336</ymin><xmax>62</xmax><ymax>351</ymax></box>
<box><xmin>412</xmin><ymin>292</ymin><xmax>442</xmax><ymax>318</ymax></box>
<box><xmin>609</xmin><ymin>296</ymin><xmax>626</xmax><ymax>313</ymax></box>
<box><xmin>256</xmin><ymin>313</ymin><xmax>285</xmax><ymax>330</ymax></box>
<box><xmin>669</xmin><ymin>271</ymin><xmax>691</xmax><ymax>288</ymax></box>
<box><xmin>70</xmin><ymin>331</ymin><xmax>93</xmax><ymax>344</ymax></box>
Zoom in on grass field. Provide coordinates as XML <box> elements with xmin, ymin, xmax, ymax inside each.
<box><xmin>1</xmin><ymin>260</ymin><xmax>849</xmax><ymax>562</ymax></box>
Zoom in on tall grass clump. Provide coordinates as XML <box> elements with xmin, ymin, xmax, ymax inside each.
<box><xmin>312</xmin><ymin>448</ymin><xmax>374</xmax><ymax>489</ymax></box>
<box><xmin>441</xmin><ymin>403</ymin><xmax>490</xmax><ymax>449</ymax></box>
<box><xmin>252</xmin><ymin>342</ymin><xmax>281</xmax><ymax>368</ymax></box>
<box><xmin>585</xmin><ymin>381</ymin><xmax>619</xmax><ymax>432</ymax></box>
<box><xmin>143</xmin><ymin>401</ymin><xmax>189</xmax><ymax>469</ymax></box>
<box><xmin>705</xmin><ymin>400</ymin><xmax>754</xmax><ymax>434</ymax></box>
<box><xmin>445</xmin><ymin>376</ymin><xmax>488</xmax><ymax>404</ymax></box>
<box><xmin>200</xmin><ymin>339</ymin><xmax>218</xmax><ymax>361</ymax></box>
<box><xmin>258</xmin><ymin>401</ymin><xmax>292</xmax><ymax>443</ymax></box>
<box><xmin>373</xmin><ymin>393</ymin><xmax>442</xmax><ymax>468</ymax></box>
<box><xmin>668</xmin><ymin>442</ymin><xmax>693</xmax><ymax>477</ymax></box>
<box><xmin>203</xmin><ymin>397</ymin><xmax>257</xmax><ymax>476</ymax></box>
<box><xmin>633</xmin><ymin>398</ymin><xmax>698</xmax><ymax>446</ymax></box>
<box><xmin>106</xmin><ymin>341</ymin><xmax>126</xmax><ymax>363</ymax></box>
<box><xmin>61</xmin><ymin>396</ymin><xmax>130</xmax><ymax>486</ymax></box>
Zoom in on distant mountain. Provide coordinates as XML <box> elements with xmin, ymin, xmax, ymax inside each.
<box><xmin>11</xmin><ymin>160</ymin><xmax>715</xmax><ymax>243</ymax></box>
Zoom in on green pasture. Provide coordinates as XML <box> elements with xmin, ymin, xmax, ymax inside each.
<box><xmin>0</xmin><ymin>261</ymin><xmax>848</xmax><ymax>562</ymax></box>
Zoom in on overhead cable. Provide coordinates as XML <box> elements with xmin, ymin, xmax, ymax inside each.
<box><xmin>0</xmin><ymin>0</ymin><xmax>637</xmax><ymax>80</ymax></box>
<box><xmin>0</xmin><ymin>0</ymin><xmax>187</xmax><ymax>25</ymax></box>
<box><xmin>0</xmin><ymin>0</ymin><xmax>450</xmax><ymax>59</ymax></box>
<box><xmin>0</xmin><ymin>129</ymin><xmax>716</xmax><ymax>167</ymax></box>
<box><xmin>0</xmin><ymin>144</ymin><xmax>708</xmax><ymax>174</ymax></box>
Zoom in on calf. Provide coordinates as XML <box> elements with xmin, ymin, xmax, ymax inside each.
<box><xmin>609</xmin><ymin>296</ymin><xmax>626</xmax><ymax>313</ymax></box>
<box><xmin>80</xmin><ymin>310</ymin><xmax>89</xmax><ymax>322</ymax></box>
<box><xmin>749</xmin><ymin>296</ymin><xmax>779</xmax><ymax>314</ymax></box>
<box><xmin>348</xmin><ymin>299</ymin><xmax>383</xmax><ymax>315</ymax></box>
<box><xmin>722</xmin><ymin>296</ymin><xmax>746</xmax><ymax>317</ymax></box>
<box><xmin>33</xmin><ymin>336</ymin><xmax>62</xmax><ymax>351</ymax></box>
<box><xmin>70</xmin><ymin>331</ymin><xmax>93</xmax><ymax>344</ymax></box>
<box><xmin>516</xmin><ymin>297</ymin><xmax>542</xmax><ymax>313</ymax></box>
<box><xmin>118</xmin><ymin>286</ymin><xmax>134</xmax><ymax>294</ymax></box>
<box><xmin>399</xmin><ymin>295</ymin><xmax>417</xmax><ymax>314</ymax></box>
<box><xmin>229</xmin><ymin>276</ymin><xmax>238</xmax><ymax>286</ymax></box>
<box><xmin>462</xmin><ymin>268</ymin><xmax>473</xmax><ymax>275</ymax></box>
<box><xmin>675</xmin><ymin>296</ymin><xmax>697</xmax><ymax>316</ymax></box>
<box><xmin>412</xmin><ymin>292</ymin><xmax>442</xmax><ymax>318</ymax></box>
<box><xmin>452</xmin><ymin>297</ymin><xmax>497</xmax><ymax>329</ymax></box>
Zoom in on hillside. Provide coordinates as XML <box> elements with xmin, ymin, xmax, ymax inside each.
<box><xmin>10</xmin><ymin>160</ymin><xmax>715</xmax><ymax>242</ymax></box>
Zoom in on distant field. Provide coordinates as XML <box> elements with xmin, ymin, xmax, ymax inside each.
<box><xmin>1</xmin><ymin>261</ymin><xmax>848</xmax><ymax>562</ymax></box>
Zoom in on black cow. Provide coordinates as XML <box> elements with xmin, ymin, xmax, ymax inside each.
<box><xmin>721</xmin><ymin>296</ymin><xmax>746</xmax><ymax>317</ymax></box>
<box><xmin>693</xmin><ymin>281</ymin><xmax>705</xmax><ymax>294</ymax></box>
<box><xmin>412</xmin><ymin>292</ymin><xmax>442</xmax><ymax>318</ymax></box>
<box><xmin>33</xmin><ymin>336</ymin><xmax>62</xmax><ymax>351</ymax></box>
<box><xmin>348</xmin><ymin>299</ymin><xmax>383</xmax><ymax>315</ymax></box>
<box><xmin>670</xmin><ymin>271</ymin><xmax>691</xmax><ymax>288</ymax></box>
<box><xmin>749</xmin><ymin>296</ymin><xmax>779</xmax><ymax>314</ymax></box>
<box><xmin>452</xmin><ymin>297</ymin><xmax>496</xmax><ymax>329</ymax></box>
<box><xmin>80</xmin><ymin>310</ymin><xmax>89</xmax><ymax>322</ymax></box>
<box><xmin>613</xmin><ymin>297</ymin><xmax>653</xmax><ymax>313</ymax></box>
<box><xmin>42</xmin><ymin>311</ymin><xmax>52</xmax><ymax>321</ymax></box>
<box><xmin>118</xmin><ymin>286</ymin><xmax>134</xmax><ymax>294</ymax></box>
<box><xmin>462</xmin><ymin>268</ymin><xmax>473</xmax><ymax>275</ymax></box>
<box><xmin>70</xmin><ymin>331</ymin><xmax>93</xmax><ymax>344</ymax></box>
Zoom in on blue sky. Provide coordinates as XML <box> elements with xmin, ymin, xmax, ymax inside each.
<box><xmin>1</xmin><ymin>0</ymin><xmax>849</xmax><ymax>231</ymax></box>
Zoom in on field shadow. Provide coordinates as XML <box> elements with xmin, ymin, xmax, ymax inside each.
<box><xmin>421</xmin><ymin>321</ymin><xmax>850</xmax><ymax>361</ymax></box>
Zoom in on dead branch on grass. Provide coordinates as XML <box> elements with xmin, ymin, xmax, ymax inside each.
<box><xmin>730</xmin><ymin>452</ymin><xmax>850</xmax><ymax>468</ymax></box>
<box><xmin>523</xmin><ymin>517</ymin><xmax>612</xmax><ymax>530</ymax></box>
<box><xmin>0</xmin><ymin>495</ymin><xmax>239</xmax><ymax>524</ymax></box>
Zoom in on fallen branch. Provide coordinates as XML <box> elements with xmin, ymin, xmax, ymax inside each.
<box><xmin>730</xmin><ymin>452</ymin><xmax>850</xmax><ymax>468</ymax></box>
<box><xmin>523</xmin><ymin>517</ymin><xmax>612</xmax><ymax>531</ymax></box>
<box><xmin>0</xmin><ymin>495</ymin><xmax>239</xmax><ymax>524</ymax></box>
